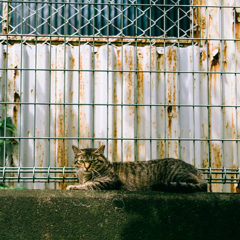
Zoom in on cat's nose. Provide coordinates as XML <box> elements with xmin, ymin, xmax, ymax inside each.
<box><xmin>84</xmin><ymin>162</ymin><xmax>91</xmax><ymax>170</ymax></box>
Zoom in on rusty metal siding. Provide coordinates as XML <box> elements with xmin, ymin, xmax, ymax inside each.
<box><xmin>0</xmin><ymin>41</ymin><xmax>238</xmax><ymax>191</ymax></box>
<box><xmin>192</xmin><ymin>0</ymin><xmax>240</xmax><ymax>192</ymax></box>
<box><xmin>1</xmin><ymin>1</ymin><xmax>240</xmax><ymax>193</ymax></box>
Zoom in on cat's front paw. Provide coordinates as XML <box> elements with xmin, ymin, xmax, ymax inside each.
<box><xmin>66</xmin><ymin>185</ymin><xmax>78</xmax><ymax>190</ymax></box>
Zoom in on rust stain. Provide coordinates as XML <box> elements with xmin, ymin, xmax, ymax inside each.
<box><xmin>116</xmin><ymin>48</ymin><xmax>122</xmax><ymax>77</ymax></box>
<box><xmin>201</xmin><ymin>49</ymin><xmax>207</xmax><ymax>62</ymax></box>
<box><xmin>79</xmin><ymin>53</ymin><xmax>84</xmax><ymax>101</ymax></box>
<box><xmin>201</xmin><ymin>141</ymin><xmax>209</xmax><ymax>169</ymax></box>
<box><xmin>2</xmin><ymin>2</ymin><xmax>11</xmax><ymax>34</ymax></box>
<box><xmin>14</xmin><ymin>66</ymin><xmax>19</xmax><ymax>79</ymax></box>
<box><xmin>210</xmin><ymin>143</ymin><xmax>222</xmax><ymax>192</ymax></box>
<box><xmin>36</xmin><ymin>141</ymin><xmax>43</xmax><ymax>169</ymax></box>
<box><xmin>124</xmin><ymin>47</ymin><xmax>135</xmax><ymax>108</ymax></box>
<box><xmin>125</xmin><ymin>142</ymin><xmax>133</xmax><ymax>162</ymax></box>
<box><xmin>166</xmin><ymin>47</ymin><xmax>177</xmax><ymax>72</ymax></box>
<box><xmin>165</xmin><ymin>47</ymin><xmax>178</xmax><ymax>158</ymax></box>
<box><xmin>209</xmin><ymin>52</ymin><xmax>220</xmax><ymax>104</ymax></box>
<box><xmin>230</xmin><ymin>164</ymin><xmax>238</xmax><ymax>193</ymax></box>
<box><xmin>211</xmin><ymin>51</ymin><xmax>219</xmax><ymax>67</ymax></box>
<box><xmin>167</xmin><ymin>101</ymin><xmax>174</xmax><ymax>140</ymax></box>
<box><xmin>158</xmin><ymin>140</ymin><xmax>165</xmax><ymax>159</ymax></box>
<box><xmin>150</xmin><ymin>46</ymin><xmax>156</xmax><ymax>71</ymax></box>
<box><xmin>111</xmin><ymin>70</ymin><xmax>118</xmax><ymax>162</ymax></box>
<box><xmin>210</xmin><ymin>144</ymin><xmax>222</xmax><ymax>168</ymax></box>
<box><xmin>56</xmin><ymin>86</ymin><xmax>66</xmax><ymax>189</ymax></box>
<box><xmin>13</xmin><ymin>92</ymin><xmax>20</xmax><ymax>125</ymax></box>
<box><xmin>72</xmin><ymin>56</ymin><xmax>76</xmax><ymax>69</ymax></box>
<box><xmin>125</xmin><ymin>47</ymin><xmax>133</xmax><ymax>71</ymax></box>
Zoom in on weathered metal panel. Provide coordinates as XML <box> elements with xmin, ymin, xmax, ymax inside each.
<box><xmin>107</xmin><ymin>46</ymin><xmax>122</xmax><ymax>162</ymax></box>
<box><xmin>179</xmin><ymin>46</ymin><xmax>197</xmax><ymax>165</ymax></box>
<box><xmin>137</xmin><ymin>46</ymin><xmax>151</xmax><ymax>161</ymax></box>
<box><xmin>94</xmin><ymin>45</ymin><xmax>108</xmax><ymax>149</ymax></box>
<box><xmin>156</xmin><ymin>47</ymin><xmax>167</xmax><ymax>159</ymax></box>
<box><xmin>221</xmin><ymin>0</ymin><xmax>237</xmax><ymax>193</ymax></box>
<box><xmin>165</xmin><ymin>46</ymin><xmax>179</xmax><ymax>159</ymax></box>
<box><xmin>0</xmin><ymin>39</ymin><xmax>239</xmax><ymax>191</ymax></box>
<box><xmin>194</xmin><ymin>0</ymin><xmax>240</xmax><ymax>192</ymax></box>
<box><xmin>236</xmin><ymin>0</ymin><xmax>240</xmax><ymax>193</ymax></box>
<box><xmin>79</xmin><ymin>45</ymin><xmax>93</xmax><ymax>149</ymax></box>
<box><xmin>122</xmin><ymin>46</ymin><xmax>136</xmax><ymax>162</ymax></box>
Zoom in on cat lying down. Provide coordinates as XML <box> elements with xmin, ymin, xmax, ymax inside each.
<box><xmin>66</xmin><ymin>145</ymin><xmax>207</xmax><ymax>192</ymax></box>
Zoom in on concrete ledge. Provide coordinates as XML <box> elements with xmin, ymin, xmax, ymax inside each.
<box><xmin>0</xmin><ymin>190</ymin><xmax>240</xmax><ymax>240</ymax></box>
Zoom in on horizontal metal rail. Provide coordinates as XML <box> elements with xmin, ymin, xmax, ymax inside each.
<box><xmin>2</xmin><ymin>35</ymin><xmax>240</xmax><ymax>41</ymax></box>
<box><xmin>0</xmin><ymin>167</ymin><xmax>239</xmax><ymax>184</ymax></box>
<box><xmin>1</xmin><ymin>67</ymin><xmax>240</xmax><ymax>75</ymax></box>
<box><xmin>0</xmin><ymin>102</ymin><xmax>240</xmax><ymax>108</ymax></box>
<box><xmin>0</xmin><ymin>137</ymin><xmax>239</xmax><ymax>141</ymax></box>
<box><xmin>0</xmin><ymin>167</ymin><xmax>78</xmax><ymax>183</ymax></box>
<box><xmin>0</xmin><ymin>0</ymin><xmax>238</xmax><ymax>8</ymax></box>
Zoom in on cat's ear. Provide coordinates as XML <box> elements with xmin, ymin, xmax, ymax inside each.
<box><xmin>72</xmin><ymin>145</ymin><xmax>84</xmax><ymax>155</ymax></box>
<box><xmin>93</xmin><ymin>145</ymin><xmax>105</xmax><ymax>155</ymax></box>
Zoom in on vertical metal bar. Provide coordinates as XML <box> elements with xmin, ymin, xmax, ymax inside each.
<box><xmin>149</xmin><ymin>2</ymin><xmax>152</xmax><ymax>161</ymax></box>
<box><xmin>135</xmin><ymin>2</ymin><xmax>138</xmax><ymax>161</ymax></box>
<box><xmin>63</xmin><ymin>1</ymin><xmax>67</xmax><ymax>179</ymax></box>
<box><xmin>220</xmin><ymin>0</ymin><xmax>224</xmax><ymax>173</ymax></box>
<box><xmin>48</xmin><ymin>2</ymin><xmax>52</xmax><ymax>187</ymax></box>
<box><xmin>121</xmin><ymin>0</ymin><xmax>123</xmax><ymax>162</ymax></box>
<box><xmin>2</xmin><ymin>0</ymin><xmax>11</xmax><ymax>181</ymax></box>
<box><xmin>92</xmin><ymin>0</ymin><xmax>95</xmax><ymax>148</ymax></box>
<box><xmin>107</xmin><ymin>2</ymin><xmax>109</xmax><ymax>158</ymax></box>
<box><xmin>19</xmin><ymin>0</ymin><xmax>24</xmax><ymax>184</ymax></box>
<box><xmin>33</xmin><ymin>1</ymin><xmax>38</xmax><ymax>185</ymax></box>
<box><xmin>177</xmin><ymin>1</ymin><xmax>181</xmax><ymax>160</ymax></box>
<box><xmin>234</xmin><ymin>0</ymin><xmax>239</xmax><ymax>185</ymax></box>
<box><xmin>164</xmin><ymin>0</ymin><xmax>167</xmax><ymax>158</ymax></box>
<box><xmin>78</xmin><ymin>2</ymin><xmax>81</xmax><ymax>149</ymax></box>
<box><xmin>192</xmin><ymin>46</ymin><xmax>196</xmax><ymax>167</ymax></box>
<box><xmin>191</xmin><ymin>1</ymin><xmax>196</xmax><ymax>167</ymax></box>
<box><xmin>206</xmin><ymin>2</ymin><xmax>211</xmax><ymax>191</ymax></box>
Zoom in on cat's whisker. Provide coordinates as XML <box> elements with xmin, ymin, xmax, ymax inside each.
<box><xmin>91</xmin><ymin>170</ymin><xmax>95</xmax><ymax>180</ymax></box>
<box><xmin>93</xmin><ymin>170</ymin><xmax>101</xmax><ymax>177</ymax></box>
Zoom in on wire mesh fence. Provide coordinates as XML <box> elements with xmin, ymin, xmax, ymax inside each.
<box><xmin>0</xmin><ymin>0</ymin><xmax>240</xmax><ymax>192</ymax></box>
<box><xmin>0</xmin><ymin>0</ymin><xmax>191</xmax><ymax>37</ymax></box>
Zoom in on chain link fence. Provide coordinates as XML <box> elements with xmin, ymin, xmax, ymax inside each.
<box><xmin>1</xmin><ymin>0</ymin><xmax>190</xmax><ymax>37</ymax></box>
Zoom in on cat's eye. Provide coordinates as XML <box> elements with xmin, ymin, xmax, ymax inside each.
<box><xmin>92</xmin><ymin>160</ymin><xmax>96</xmax><ymax>163</ymax></box>
<box><xmin>80</xmin><ymin>160</ymin><xmax>84</xmax><ymax>163</ymax></box>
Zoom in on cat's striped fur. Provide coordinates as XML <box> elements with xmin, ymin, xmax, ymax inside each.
<box><xmin>66</xmin><ymin>145</ymin><xmax>207</xmax><ymax>192</ymax></box>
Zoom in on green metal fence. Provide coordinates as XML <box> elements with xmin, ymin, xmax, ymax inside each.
<box><xmin>0</xmin><ymin>0</ymin><xmax>240</xmax><ymax>192</ymax></box>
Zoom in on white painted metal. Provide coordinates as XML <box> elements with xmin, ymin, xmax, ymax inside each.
<box><xmin>0</xmin><ymin>41</ymin><xmax>239</xmax><ymax>192</ymax></box>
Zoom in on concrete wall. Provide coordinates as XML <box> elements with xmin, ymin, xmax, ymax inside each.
<box><xmin>0</xmin><ymin>190</ymin><xmax>239</xmax><ymax>240</ymax></box>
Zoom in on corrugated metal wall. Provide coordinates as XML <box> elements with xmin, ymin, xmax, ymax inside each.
<box><xmin>1</xmin><ymin>0</ymin><xmax>240</xmax><ymax>192</ymax></box>
<box><xmin>0</xmin><ymin>42</ymin><xmax>239</xmax><ymax>192</ymax></box>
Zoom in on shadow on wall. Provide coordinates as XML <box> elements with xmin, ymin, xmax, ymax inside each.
<box><xmin>120</xmin><ymin>193</ymin><xmax>240</xmax><ymax>240</ymax></box>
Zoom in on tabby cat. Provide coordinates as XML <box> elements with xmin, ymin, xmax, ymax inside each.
<box><xmin>66</xmin><ymin>145</ymin><xmax>207</xmax><ymax>192</ymax></box>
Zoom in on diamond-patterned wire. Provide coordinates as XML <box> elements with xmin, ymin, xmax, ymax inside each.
<box><xmin>1</xmin><ymin>0</ymin><xmax>191</xmax><ymax>38</ymax></box>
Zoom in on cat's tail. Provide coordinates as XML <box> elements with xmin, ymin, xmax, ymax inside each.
<box><xmin>157</xmin><ymin>182</ymin><xmax>208</xmax><ymax>193</ymax></box>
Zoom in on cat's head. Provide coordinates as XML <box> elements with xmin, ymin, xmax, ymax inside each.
<box><xmin>72</xmin><ymin>145</ymin><xmax>108</xmax><ymax>178</ymax></box>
